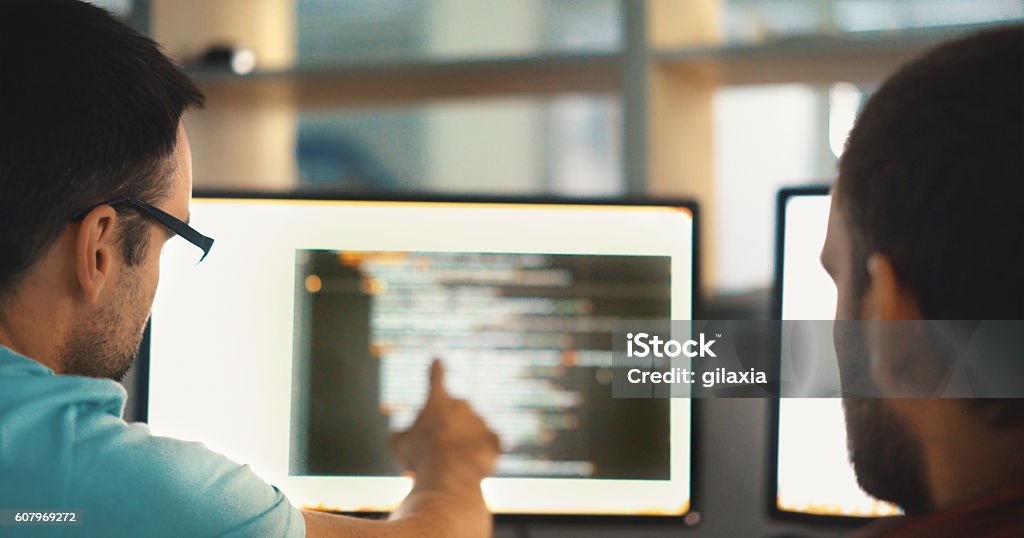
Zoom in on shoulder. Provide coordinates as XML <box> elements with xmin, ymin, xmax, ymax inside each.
<box><xmin>0</xmin><ymin>350</ymin><xmax>304</xmax><ymax>537</ymax></box>
<box><xmin>68</xmin><ymin>422</ymin><xmax>306</xmax><ymax>536</ymax></box>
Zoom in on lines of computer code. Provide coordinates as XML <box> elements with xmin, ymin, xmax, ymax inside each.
<box><xmin>291</xmin><ymin>250</ymin><xmax>672</xmax><ymax>480</ymax></box>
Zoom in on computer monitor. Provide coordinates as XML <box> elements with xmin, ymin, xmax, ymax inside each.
<box><xmin>772</xmin><ymin>187</ymin><xmax>900</xmax><ymax>519</ymax></box>
<box><xmin>144</xmin><ymin>194</ymin><xmax>696</xmax><ymax>517</ymax></box>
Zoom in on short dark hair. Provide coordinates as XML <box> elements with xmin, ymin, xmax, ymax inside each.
<box><xmin>838</xmin><ymin>25</ymin><xmax>1024</xmax><ymax>320</ymax></box>
<box><xmin>0</xmin><ymin>0</ymin><xmax>204</xmax><ymax>303</ymax></box>
<box><xmin>838</xmin><ymin>26</ymin><xmax>1024</xmax><ymax>427</ymax></box>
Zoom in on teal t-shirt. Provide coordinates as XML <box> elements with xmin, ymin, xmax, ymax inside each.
<box><xmin>0</xmin><ymin>346</ymin><xmax>305</xmax><ymax>537</ymax></box>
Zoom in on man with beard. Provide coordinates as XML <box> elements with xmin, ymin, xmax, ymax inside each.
<box><xmin>821</xmin><ymin>25</ymin><xmax>1024</xmax><ymax>536</ymax></box>
<box><xmin>0</xmin><ymin>1</ymin><xmax>499</xmax><ymax>536</ymax></box>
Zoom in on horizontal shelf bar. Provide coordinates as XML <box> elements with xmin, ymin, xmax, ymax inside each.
<box><xmin>185</xmin><ymin>22</ymin><xmax>1021</xmax><ymax>103</ymax></box>
<box><xmin>188</xmin><ymin>53</ymin><xmax>623</xmax><ymax>107</ymax></box>
<box><xmin>654</xmin><ymin>22</ymin><xmax>1016</xmax><ymax>85</ymax></box>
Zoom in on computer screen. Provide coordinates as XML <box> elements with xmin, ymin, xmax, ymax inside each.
<box><xmin>774</xmin><ymin>188</ymin><xmax>900</xmax><ymax>518</ymax></box>
<box><xmin>146</xmin><ymin>196</ymin><xmax>695</xmax><ymax>516</ymax></box>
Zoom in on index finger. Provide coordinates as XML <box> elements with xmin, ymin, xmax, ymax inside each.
<box><xmin>426</xmin><ymin>358</ymin><xmax>449</xmax><ymax>405</ymax></box>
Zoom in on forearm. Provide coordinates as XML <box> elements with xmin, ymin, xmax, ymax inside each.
<box><xmin>387</xmin><ymin>474</ymin><xmax>491</xmax><ymax>537</ymax></box>
<box><xmin>302</xmin><ymin>475</ymin><xmax>491</xmax><ymax>538</ymax></box>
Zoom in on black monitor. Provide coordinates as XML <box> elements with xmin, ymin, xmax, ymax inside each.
<box><xmin>143</xmin><ymin>193</ymin><xmax>697</xmax><ymax>517</ymax></box>
<box><xmin>770</xmin><ymin>186</ymin><xmax>901</xmax><ymax>519</ymax></box>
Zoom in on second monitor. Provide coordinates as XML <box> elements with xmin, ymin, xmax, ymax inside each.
<box><xmin>773</xmin><ymin>187</ymin><xmax>900</xmax><ymax>519</ymax></box>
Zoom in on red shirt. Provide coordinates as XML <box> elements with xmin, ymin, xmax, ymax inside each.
<box><xmin>854</xmin><ymin>481</ymin><xmax>1024</xmax><ymax>537</ymax></box>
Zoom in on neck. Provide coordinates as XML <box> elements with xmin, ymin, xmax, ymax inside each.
<box><xmin>919</xmin><ymin>402</ymin><xmax>1024</xmax><ymax>510</ymax></box>
<box><xmin>0</xmin><ymin>284</ymin><xmax>69</xmax><ymax>374</ymax></box>
<box><xmin>0</xmin><ymin>231</ymin><xmax>83</xmax><ymax>373</ymax></box>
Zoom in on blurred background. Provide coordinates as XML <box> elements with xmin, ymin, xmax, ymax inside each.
<box><xmin>94</xmin><ymin>0</ymin><xmax>1022</xmax><ymax>305</ymax></box>
<box><xmin>98</xmin><ymin>2</ymin><xmax>1022</xmax><ymax>536</ymax></box>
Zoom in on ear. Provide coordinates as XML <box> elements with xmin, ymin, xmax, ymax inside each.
<box><xmin>863</xmin><ymin>254</ymin><xmax>936</xmax><ymax>395</ymax></box>
<box><xmin>73</xmin><ymin>206</ymin><xmax>120</xmax><ymax>303</ymax></box>
<box><xmin>861</xmin><ymin>254</ymin><xmax>922</xmax><ymax>320</ymax></box>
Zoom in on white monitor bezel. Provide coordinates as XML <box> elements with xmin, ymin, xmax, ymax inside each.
<box><xmin>142</xmin><ymin>193</ymin><xmax>698</xmax><ymax>518</ymax></box>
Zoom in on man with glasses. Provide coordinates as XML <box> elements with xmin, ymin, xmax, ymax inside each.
<box><xmin>0</xmin><ymin>1</ymin><xmax>498</xmax><ymax>536</ymax></box>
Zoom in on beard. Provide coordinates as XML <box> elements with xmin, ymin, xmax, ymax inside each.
<box><xmin>58</xmin><ymin>271</ymin><xmax>148</xmax><ymax>382</ymax></box>
<box><xmin>835</xmin><ymin>320</ymin><xmax>932</xmax><ymax>514</ymax></box>
<box><xmin>841</xmin><ymin>396</ymin><xmax>931</xmax><ymax>514</ymax></box>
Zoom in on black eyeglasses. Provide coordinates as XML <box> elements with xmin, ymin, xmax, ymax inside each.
<box><xmin>71</xmin><ymin>198</ymin><xmax>214</xmax><ymax>262</ymax></box>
